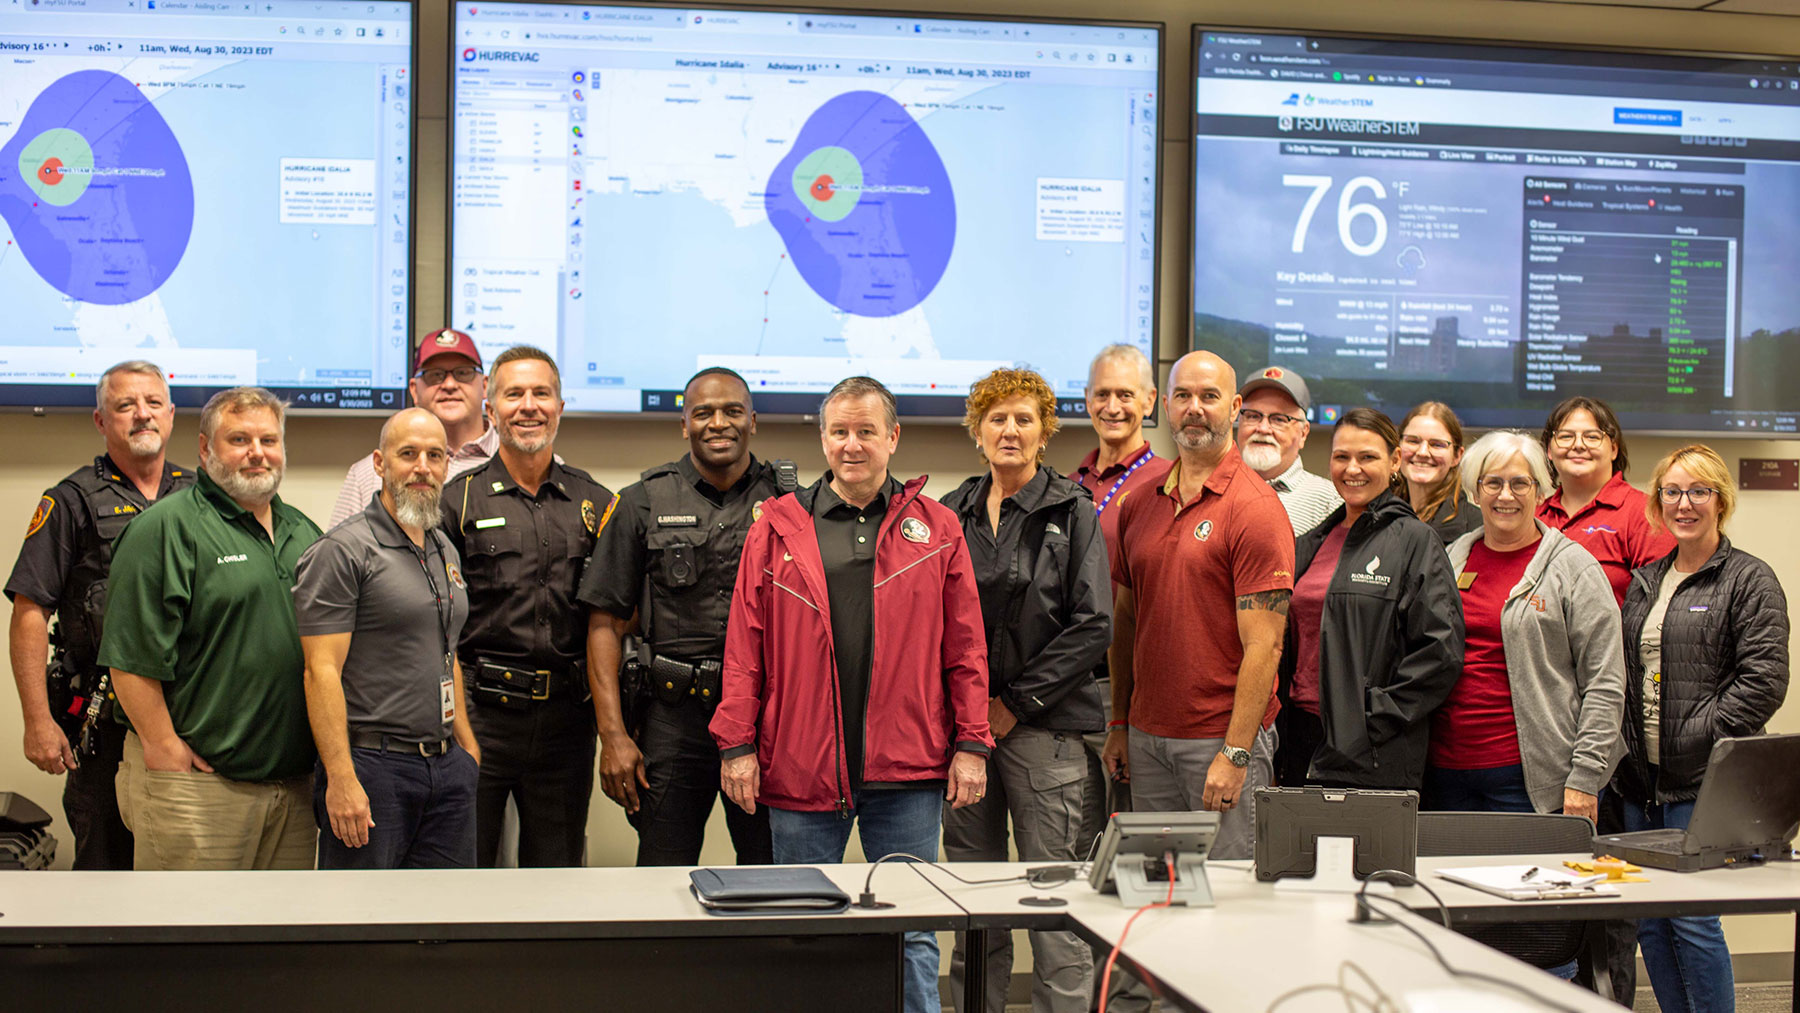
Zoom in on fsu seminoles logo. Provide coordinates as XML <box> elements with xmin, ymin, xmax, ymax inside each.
<box><xmin>900</xmin><ymin>517</ymin><xmax>931</xmax><ymax>543</ymax></box>
<box><xmin>436</xmin><ymin>330</ymin><xmax>461</xmax><ymax>346</ymax></box>
<box><xmin>1262</xmin><ymin>367</ymin><xmax>1285</xmax><ymax>379</ymax></box>
<box><xmin>1194</xmin><ymin>519</ymin><xmax>1214</xmax><ymax>541</ymax></box>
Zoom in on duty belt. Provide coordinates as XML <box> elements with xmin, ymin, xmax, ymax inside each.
<box><xmin>470</xmin><ymin>657</ymin><xmax>589</xmax><ymax>708</ymax></box>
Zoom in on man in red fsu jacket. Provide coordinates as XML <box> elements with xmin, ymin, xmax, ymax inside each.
<box><xmin>712</xmin><ymin>375</ymin><xmax>992</xmax><ymax>1013</ymax></box>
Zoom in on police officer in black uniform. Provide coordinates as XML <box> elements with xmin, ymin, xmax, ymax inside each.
<box><xmin>580</xmin><ymin>367</ymin><xmax>789</xmax><ymax>865</ymax></box>
<box><xmin>6</xmin><ymin>361</ymin><xmax>193</xmax><ymax>869</ymax></box>
<box><xmin>441</xmin><ymin>346</ymin><xmax>612</xmax><ymax>867</ymax></box>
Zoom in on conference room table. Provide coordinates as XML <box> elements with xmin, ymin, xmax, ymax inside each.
<box><xmin>0</xmin><ymin>864</ymin><xmax>961</xmax><ymax>1012</ymax></box>
<box><xmin>923</xmin><ymin>859</ymin><xmax>1621</xmax><ymax>1013</ymax></box>
<box><xmin>1401</xmin><ymin>852</ymin><xmax>1800</xmax><ymax>1011</ymax></box>
<box><xmin>4</xmin><ymin>855</ymin><xmax>1792</xmax><ymax>1012</ymax></box>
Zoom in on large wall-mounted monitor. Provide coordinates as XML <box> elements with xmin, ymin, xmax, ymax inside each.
<box><xmin>0</xmin><ymin>0</ymin><xmax>416</xmax><ymax>411</ymax></box>
<box><xmin>452</xmin><ymin>2</ymin><xmax>1161</xmax><ymax>416</ymax></box>
<box><xmin>1191</xmin><ymin>28</ymin><xmax>1800</xmax><ymax>435</ymax></box>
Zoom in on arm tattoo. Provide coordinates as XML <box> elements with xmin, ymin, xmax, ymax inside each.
<box><xmin>1236</xmin><ymin>589</ymin><xmax>1291</xmax><ymax>616</ymax></box>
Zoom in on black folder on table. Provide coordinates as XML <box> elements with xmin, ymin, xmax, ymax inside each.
<box><xmin>689</xmin><ymin>867</ymin><xmax>852</xmax><ymax>916</ymax></box>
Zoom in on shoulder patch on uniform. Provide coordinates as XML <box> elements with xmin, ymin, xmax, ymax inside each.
<box><xmin>900</xmin><ymin>517</ymin><xmax>931</xmax><ymax>543</ymax></box>
<box><xmin>446</xmin><ymin>559</ymin><xmax>466</xmax><ymax>589</ymax></box>
<box><xmin>595</xmin><ymin>495</ymin><xmax>619</xmax><ymax>537</ymax></box>
<box><xmin>581</xmin><ymin>499</ymin><xmax>598</xmax><ymax>535</ymax></box>
<box><xmin>752</xmin><ymin>499</ymin><xmax>765</xmax><ymax>523</ymax></box>
<box><xmin>25</xmin><ymin>495</ymin><xmax>53</xmax><ymax>538</ymax></box>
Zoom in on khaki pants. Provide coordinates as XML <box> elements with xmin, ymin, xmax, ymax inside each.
<box><xmin>117</xmin><ymin>732</ymin><xmax>315</xmax><ymax>870</ymax></box>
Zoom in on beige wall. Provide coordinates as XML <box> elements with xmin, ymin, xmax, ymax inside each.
<box><xmin>4</xmin><ymin>0</ymin><xmax>1798</xmax><ymax>967</ymax></box>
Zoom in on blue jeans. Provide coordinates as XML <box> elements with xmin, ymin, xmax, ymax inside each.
<box><xmin>1622</xmin><ymin>797</ymin><xmax>1735</xmax><ymax>1013</ymax></box>
<box><xmin>1421</xmin><ymin>763</ymin><xmax>1535</xmax><ymax>814</ymax></box>
<box><xmin>315</xmin><ymin>744</ymin><xmax>479</xmax><ymax>869</ymax></box>
<box><xmin>770</xmin><ymin>787</ymin><xmax>943</xmax><ymax>1013</ymax></box>
<box><xmin>1423</xmin><ymin>764</ymin><xmax>1577</xmax><ymax>980</ymax></box>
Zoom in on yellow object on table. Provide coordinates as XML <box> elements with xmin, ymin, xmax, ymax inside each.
<box><xmin>1566</xmin><ymin>856</ymin><xmax>1650</xmax><ymax>883</ymax></box>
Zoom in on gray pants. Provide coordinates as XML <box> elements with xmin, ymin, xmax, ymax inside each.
<box><xmin>1125</xmin><ymin>725</ymin><xmax>1275</xmax><ymax>861</ymax></box>
<box><xmin>1103</xmin><ymin>726</ymin><xmax>1277</xmax><ymax>1013</ymax></box>
<box><xmin>944</xmin><ymin>723</ymin><xmax>1096</xmax><ymax>1013</ymax></box>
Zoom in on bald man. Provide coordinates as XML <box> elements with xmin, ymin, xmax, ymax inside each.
<box><xmin>1101</xmin><ymin>352</ymin><xmax>1294</xmax><ymax>862</ymax></box>
<box><xmin>296</xmin><ymin>408</ymin><xmax>482</xmax><ymax>869</ymax></box>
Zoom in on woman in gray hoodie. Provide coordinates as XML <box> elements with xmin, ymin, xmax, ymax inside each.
<box><xmin>1429</xmin><ymin>431</ymin><xmax>1626</xmax><ymax>819</ymax></box>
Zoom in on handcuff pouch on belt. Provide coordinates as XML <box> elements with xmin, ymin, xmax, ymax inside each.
<box><xmin>648</xmin><ymin>655</ymin><xmax>723</xmax><ymax>710</ymax></box>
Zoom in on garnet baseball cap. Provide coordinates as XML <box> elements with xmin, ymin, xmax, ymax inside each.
<box><xmin>1238</xmin><ymin>365</ymin><xmax>1312</xmax><ymax>412</ymax></box>
<box><xmin>414</xmin><ymin>328</ymin><xmax>482</xmax><ymax>372</ymax></box>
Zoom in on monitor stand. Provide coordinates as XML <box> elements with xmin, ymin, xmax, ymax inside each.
<box><xmin>1273</xmin><ymin>835</ymin><xmax>1392</xmax><ymax>895</ymax></box>
<box><xmin>1112</xmin><ymin>852</ymin><xmax>1214</xmax><ymax>907</ymax></box>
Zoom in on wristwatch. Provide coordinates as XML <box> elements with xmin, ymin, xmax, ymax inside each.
<box><xmin>1221</xmin><ymin>744</ymin><xmax>1251</xmax><ymax>768</ymax></box>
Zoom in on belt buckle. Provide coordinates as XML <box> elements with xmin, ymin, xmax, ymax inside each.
<box><xmin>416</xmin><ymin>740</ymin><xmax>437</xmax><ymax>757</ymax></box>
<box><xmin>531</xmin><ymin>668</ymin><xmax>553</xmax><ymax>701</ymax></box>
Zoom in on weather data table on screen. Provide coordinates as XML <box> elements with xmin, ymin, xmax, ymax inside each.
<box><xmin>452</xmin><ymin>4</ymin><xmax>1159</xmax><ymax>415</ymax></box>
<box><xmin>0</xmin><ymin>0</ymin><xmax>413</xmax><ymax>408</ymax></box>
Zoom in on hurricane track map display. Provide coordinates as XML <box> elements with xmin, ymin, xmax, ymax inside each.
<box><xmin>452</xmin><ymin>5</ymin><xmax>1160</xmax><ymax>415</ymax></box>
<box><xmin>0</xmin><ymin>1</ymin><xmax>414</xmax><ymax>408</ymax></box>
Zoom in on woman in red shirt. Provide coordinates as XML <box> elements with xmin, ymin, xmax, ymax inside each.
<box><xmin>1537</xmin><ymin>396</ymin><xmax>1674</xmax><ymax>605</ymax></box>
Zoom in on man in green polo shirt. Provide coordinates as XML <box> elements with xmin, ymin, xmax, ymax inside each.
<box><xmin>100</xmin><ymin>386</ymin><xmax>323</xmax><ymax>870</ymax></box>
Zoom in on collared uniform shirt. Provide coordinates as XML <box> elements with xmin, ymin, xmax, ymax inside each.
<box><xmin>578</xmin><ymin>454</ymin><xmax>780</xmax><ymax>660</ymax></box>
<box><xmin>1539</xmin><ymin>471</ymin><xmax>1674</xmax><ymax>606</ymax></box>
<box><xmin>97</xmin><ymin>471</ymin><xmax>322</xmax><ymax>782</ymax></box>
<box><xmin>327</xmin><ymin>424</ymin><xmax>500</xmax><ymax>529</ymax></box>
<box><xmin>442</xmin><ymin>455</ymin><xmax>612</xmax><ymax>668</ymax></box>
<box><xmin>295</xmin><ymin>494</ymin><xmax>471</xmax><ymax>741</ymax></box>
<box><xmin>6</xmin><ymin>455</ymin><xmax>193</xmax><ymax>666</ymax></box>
<box><xmin>1266</xmin><ymin>457</ymin><xmax>1341</xmax><ymax>537</ymax></box>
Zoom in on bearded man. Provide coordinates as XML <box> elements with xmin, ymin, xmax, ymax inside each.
<box><xmin>100</xmin><ymin>387</ymin><xmax>324</xmax><ymax>870</ymax></box>
<box><xmin>295</xmin><ymin>408</ymin><xmax>482</xmax><ymax>868</ymax></box>
<box><xmin>1233</xmin><ymin>367</ymin><xmax>1338</xmax><ymax>536</ymax></box>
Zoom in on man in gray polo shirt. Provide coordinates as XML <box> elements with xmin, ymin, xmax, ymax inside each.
<box><xmin>296</xmin><ymin>408</ymin><xmax>480</xmax><ymax>868</ymax></box>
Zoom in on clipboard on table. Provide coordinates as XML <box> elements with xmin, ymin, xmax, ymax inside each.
<box><xmin>1435</xmin><ymin>864</ymin><xmax>1621</xmax><ymax>902</ymax></box>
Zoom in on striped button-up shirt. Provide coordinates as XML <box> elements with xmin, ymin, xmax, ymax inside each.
<box><xmin>1267</xmin><ymin>457</ymin><xmax>1341</xmax><ymax>537</ymax></box>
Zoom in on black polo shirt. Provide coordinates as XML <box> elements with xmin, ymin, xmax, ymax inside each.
<box><xmin>442</xmin><ymin>455</ymin><xmax>612</xmax><ymax>669</ymax></box>
<box><xmin>812</xmin><ymin>472</ymin><xmax>902</xmax><ymax>789</ymax></box>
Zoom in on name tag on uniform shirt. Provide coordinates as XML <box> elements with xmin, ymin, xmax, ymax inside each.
<box><xmin>474</xmin><ymin>517</ymin><xmax>506</xmax><ymax>529</ymax></box>
<box><xmin>657</xmin><ymin>514</ymin><xmax>699</xmax><ymax>527</ymax></box>
<box><xmin>1457</xmin><ymin>572</ymin><xmax>1477</xmax><ymax>590</ymax></box>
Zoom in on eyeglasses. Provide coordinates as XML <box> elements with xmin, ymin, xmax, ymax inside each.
<box><xmin>1400</xmin><ymin>435</ymin><xmax>1453</xmax><ymax>454</ymax></box>
<box><xmin>1238</xmin><ymin>408</ymin><xmax>1303</xmax><ymax>430</ymax></box>
<box><xmin>1658</xmin><ymin>486</ymin><xmax>1717</xmax><ymax>505</ymax></box>
<box><xmin>415</xmin><ymin>366</ymin><xmax>480</xmax><ymax>386</ymax></box>
<box><xmin>1478</xmin><ymin>476</ymin><xmax>1539</xmax><ymax>497</ymax></box>
<box><xmin>1550</xmin><ymin>429</ymin><xmax>1609</xmax><ymax>449</ymax></box>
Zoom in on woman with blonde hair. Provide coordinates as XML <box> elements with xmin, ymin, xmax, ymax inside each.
<box><xmin>1617</xmin><ymin>444</ymin><xmax>1789</xmax><ymax>1013</ymax></box>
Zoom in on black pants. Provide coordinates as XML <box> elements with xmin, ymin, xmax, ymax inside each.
<box><xmin>628</xmin><ymin>697</ymin><xmax>770</xmax><ymax>866</ymax></box>
<box><xmin>469</xmin><ymin>695</ymin><xmax>597</xmax><ymax>868</ymax></box>
<box><xmin>1274</xmin><ymin>706</ymin><xmax>1326</xmax><ymax>788</ymax></box>
<box><xmin>1576</xmin><ymin>789</ymin><xmax>1638</xmax><ymax>1005</ymax></box>
<box><xmin>67</xmin><ymin>718</ymin><xmax>133</xmax><ymax>870</ymax></box>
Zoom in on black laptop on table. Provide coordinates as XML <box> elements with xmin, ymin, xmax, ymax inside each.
<box><xmin>1595</xmin><ymin>734</ymin><xmax>1800</xmax><ymax>872</ymax></box>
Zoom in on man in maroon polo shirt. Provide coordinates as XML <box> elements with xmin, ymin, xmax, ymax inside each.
<box><xmin>1101</xmin><ymin>351</ymin><xmax>1294</xmax><ymax>862</ymax></box>
<box><xmin>1071</xmin><ymin>343</ymin><xmax>1171</xmax><ymax>866</ymax></box>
